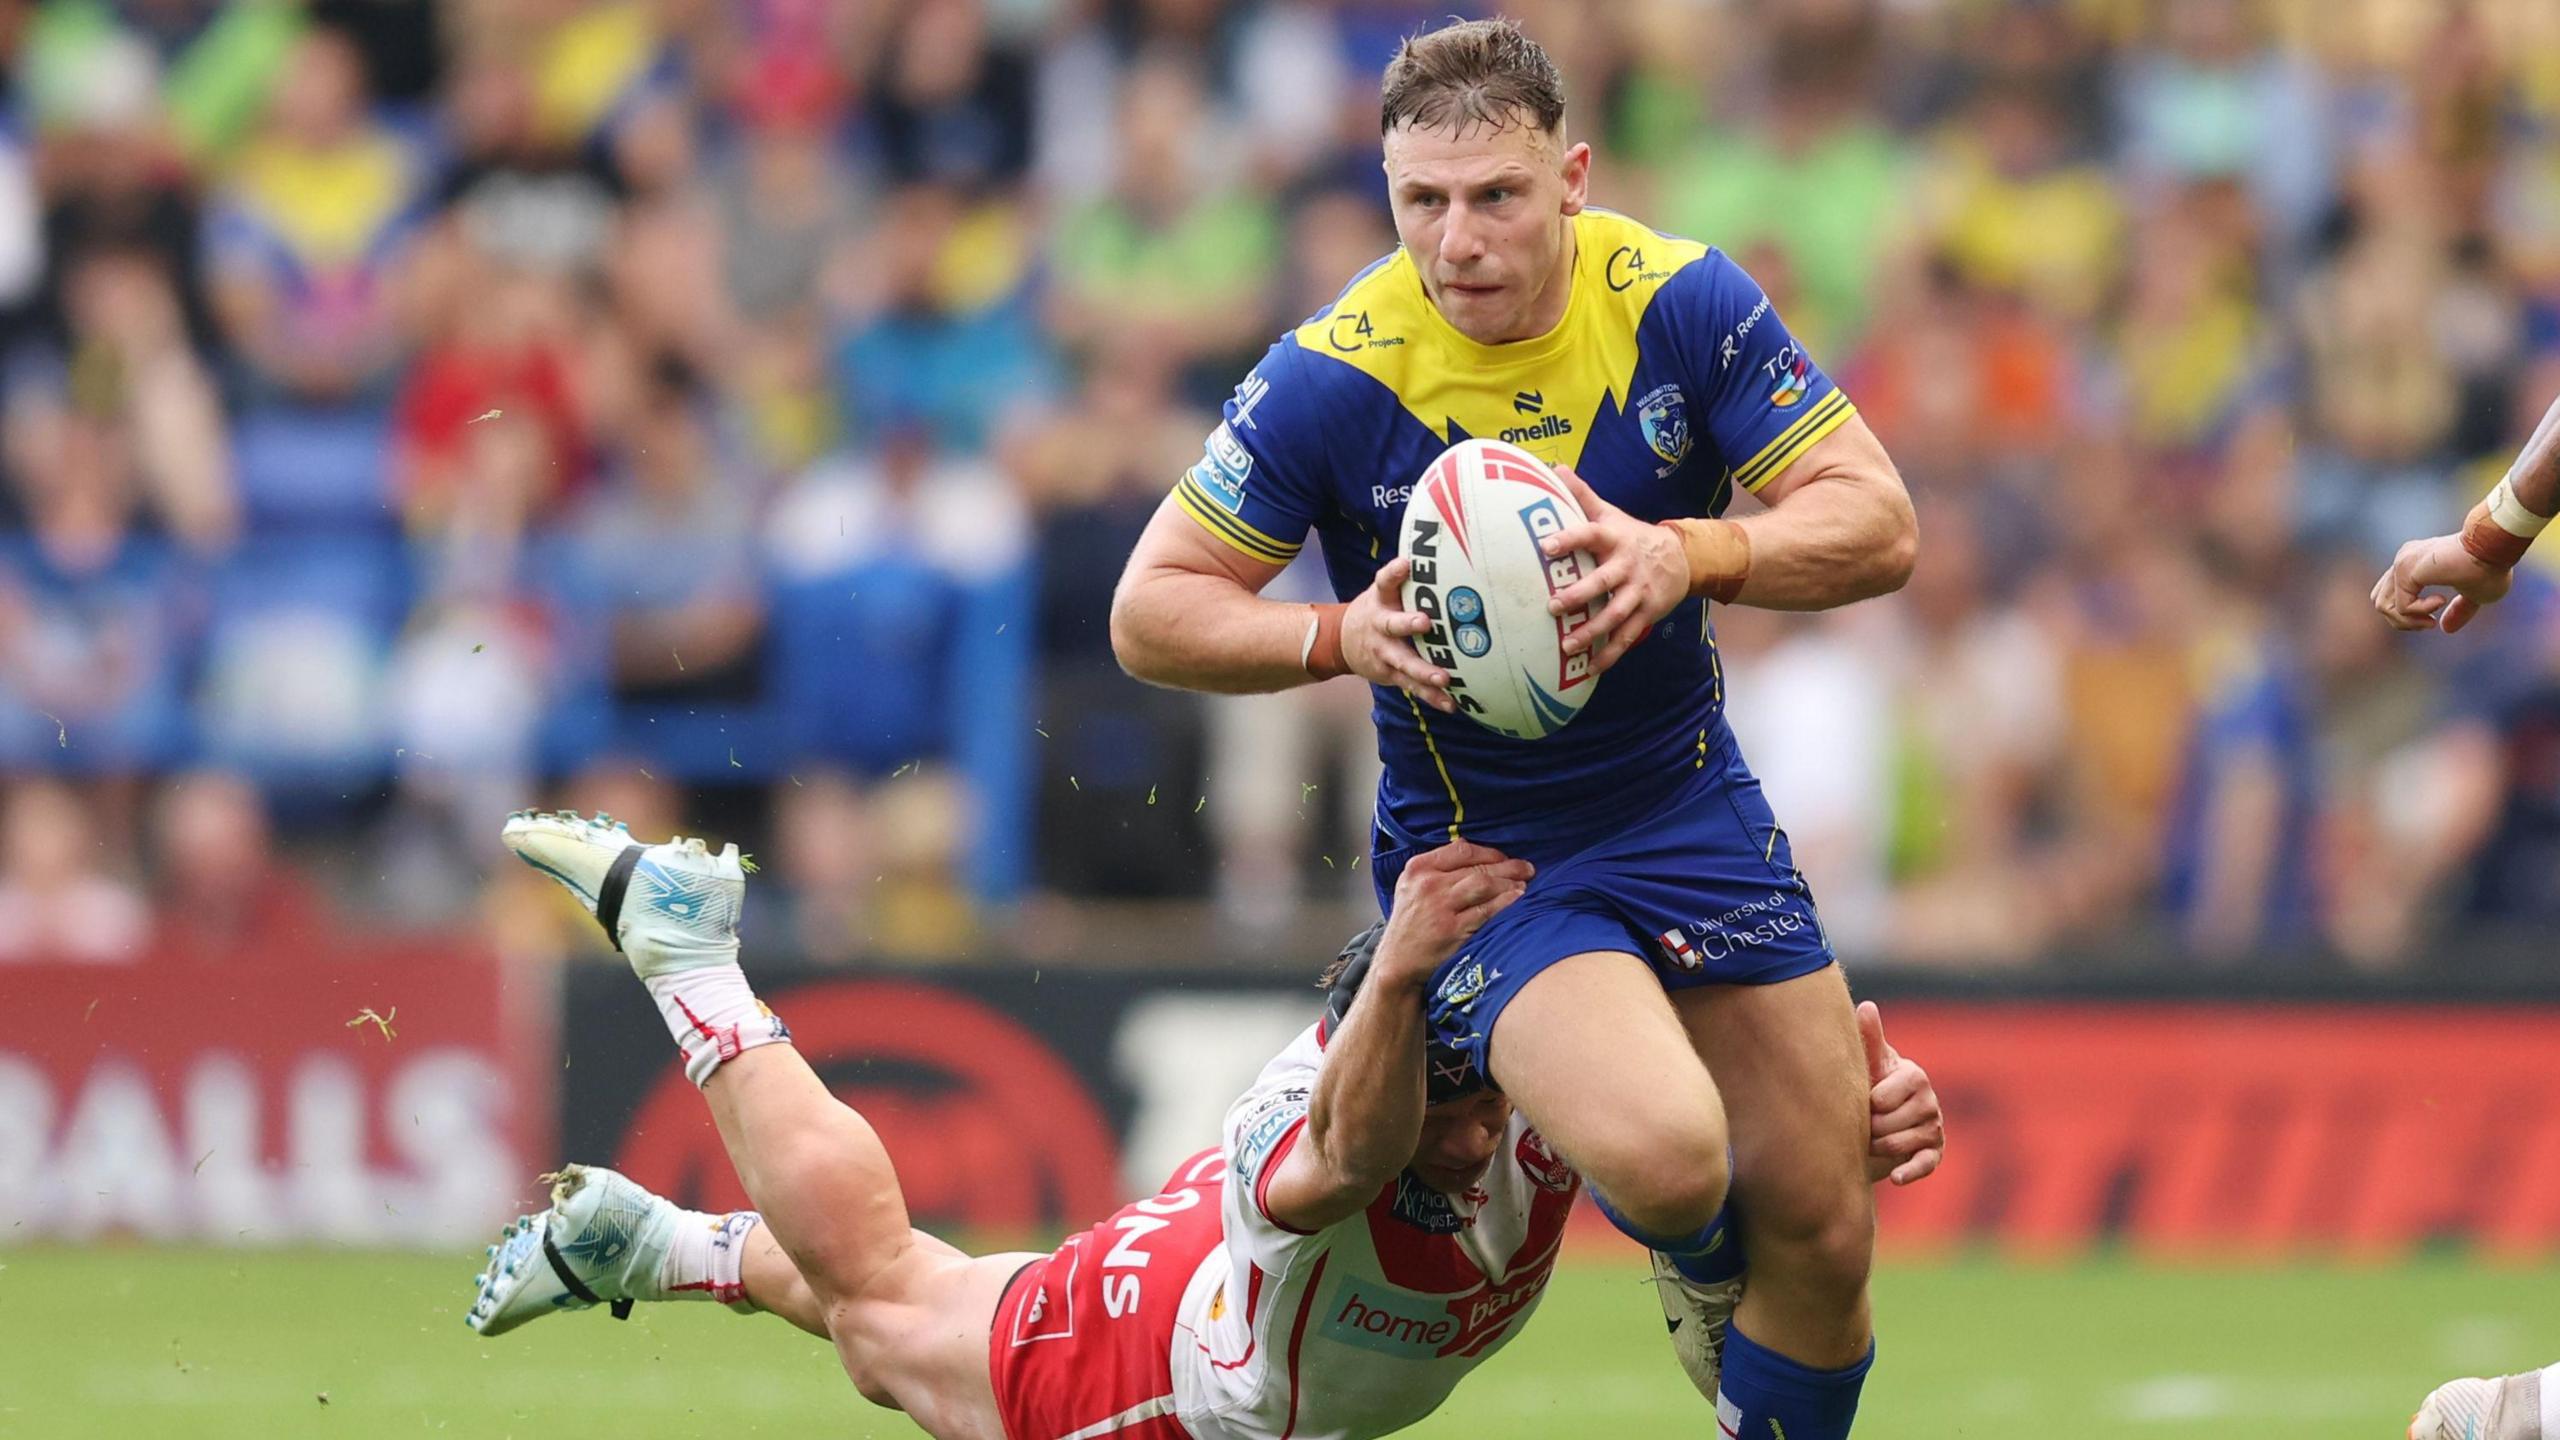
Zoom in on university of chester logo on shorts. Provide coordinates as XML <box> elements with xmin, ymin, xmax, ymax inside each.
<box><xmin>1637</xmin><ymin>383</ymin><xmax>1691</xmax><ymax>469</ymax></box>
<box><xmin>1657</xmin><ymin>925</ymin><xmax>1704</xmax><ymax>971</ymax></box>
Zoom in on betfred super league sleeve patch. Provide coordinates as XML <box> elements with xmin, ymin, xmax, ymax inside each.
<box><xmin>1170</xmin><ymin>344</ymin><xmax>1323</xmax><ymax>567</ymax></box>
<box><xmin>1192</xmin><ymin>420</ymin><xmax>1254</xmax><ymax>512</ymax></box>
<box><xmin>1228</xmin><ymin>1086</ymin><xmax>1312</xmax><ymax>1188</ymax></box>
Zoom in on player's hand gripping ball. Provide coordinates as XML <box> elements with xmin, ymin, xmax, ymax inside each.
<box><xmin>1396</xmin><ymin>439</ymin><xmax>1604</xmax><ymax>739</ymax></box>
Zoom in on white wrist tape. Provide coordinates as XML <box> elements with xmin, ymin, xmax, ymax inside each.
<box><xmin>2489</xmin><ymin>477</ymin><xmax>2553</xmax><ymax>538</ymax></box>
<box><xmin>1300</xmin><ymin>608</ymin><xmax>1323</xmax><ymax>672</ymax></box>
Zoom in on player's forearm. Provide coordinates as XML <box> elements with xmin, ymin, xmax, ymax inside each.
<box><xmin>1719</xmin><ymin>472</ymin><xmax>1917</xmax><ymax>611</ymax></box>
<box><xmin>1108</xmin><ymin>569</ymin><xmax>1321</xmax><ymax>694</ymax></box>
<box><xmin>2500</xmin><ymin>390</ymin><xmax>2560</xmax><ymax>518</ymax></box>
<box><xmin>1303</xmin><ymin>976</ymin><xmax>1429</xmax><ymax>1194</ymax></box>
<box><xmin>2456</xmin><ymin>394</ymin><xmax>2560</xmax><ymax>570</ymax></box>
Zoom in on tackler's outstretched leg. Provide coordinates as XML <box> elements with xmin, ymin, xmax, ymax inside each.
<box><xmin>496</xmin><ymin>811</ymin><xmax>1018</xmax><ymax>1440</ymax></box>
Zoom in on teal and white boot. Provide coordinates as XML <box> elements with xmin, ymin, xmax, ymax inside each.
<box><xmin>500</xmin><ymin>809</ymin><xmax>747</xmax><ymax>975</ymax></box>
<box><xmin>501</xmin><ymin>808</ymin><xmax>784</xmax><ymax>1086</ymax></box>
<box><xmin>2410</xmin><ymin>1372</ymin><xmax>2544</xmax><ymax>1440</ymax></box>
<box><xmin>467</xmin><ymin>1164</ymin><xmax>683</xmax><ymax>1337</ymax></box>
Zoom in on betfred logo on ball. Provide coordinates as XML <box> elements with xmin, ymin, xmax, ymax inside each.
<box><xmin>1514</xmin><ymin>497</ymin><xmax>1597</xmax><ymax>693</ymax></box>
<box><xmin>1398</xmin><ymin>438</ymin><xmax>1603</xmax><ymax>740</ymax></box>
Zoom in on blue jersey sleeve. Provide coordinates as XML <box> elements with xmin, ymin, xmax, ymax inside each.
<box><xmin>1686</xmin><ymin>250</ymin><xmax>1857</xmax><ymax>494</ymax></box>
<box><xmin>1169</xmin><ymin>339</ymin><xmax>1331</xmax><ymax>567</ymax></box>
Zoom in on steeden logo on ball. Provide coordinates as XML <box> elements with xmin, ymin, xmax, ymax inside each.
<box><xmin>1397</xmin><ymin>439</ymin><xmax>1603</xmax><ymax>740</ymax></box>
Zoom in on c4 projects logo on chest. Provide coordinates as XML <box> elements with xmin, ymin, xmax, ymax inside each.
<box><xmin>1328</xmin><ymin>309</ymin><xmax>1406</xmax><ymax>353</ymax></box>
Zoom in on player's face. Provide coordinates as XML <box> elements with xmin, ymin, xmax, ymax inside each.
<box><xmin>1383</xmin><ymin>118</ymin><xmax>1590</xmax><ymax>346</ymax></box>
<box><xmin>1410</xmin><ymin>1091</ymin><xmax>1512</xmax><ymax>1194</ymax></box>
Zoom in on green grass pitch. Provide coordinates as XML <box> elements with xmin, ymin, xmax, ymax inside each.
<box><xmin>7</xmin><ymin>1249</ymin><xmax>2553</xmax><ymax>1438</ymax></box>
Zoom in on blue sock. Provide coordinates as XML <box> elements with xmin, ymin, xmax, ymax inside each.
<box><xmin>1589</xmin><ymin>1187</ymin><xmax>1744</xmax><ymax>1286</ymax></box>
<box><xmin>1717</xmin><ymin>1323</ymin><xmax>1873</xmax><ymax>1440</ymax></box>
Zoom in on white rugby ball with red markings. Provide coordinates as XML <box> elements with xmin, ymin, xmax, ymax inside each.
<box><xmin>1397</xmin><ymin>438</ymin><xmax>1603</xmax><ymax>740</ymax></box>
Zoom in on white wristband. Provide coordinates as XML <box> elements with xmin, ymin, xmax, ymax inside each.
<box><xmin>2489</xmin><ymin>477</ymin><xmax>2552</xmax><ymax>538</ymax></box>
<box><xmin>1300</xmin><ymin>609</ymin><xmax>1323</xmax><ymax>672</ymax></box>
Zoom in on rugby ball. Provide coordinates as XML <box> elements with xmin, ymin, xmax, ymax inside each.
<box><xmin>1398</xmin><ymin>438</ymin><xmax>1602</xmax><ymax>740</ymax></box>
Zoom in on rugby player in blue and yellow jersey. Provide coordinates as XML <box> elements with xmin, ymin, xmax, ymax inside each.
<box><xmin>1112</xmin><ymin>19</ymin><xmax>1916</xmax><ymax>1438</ymax></box>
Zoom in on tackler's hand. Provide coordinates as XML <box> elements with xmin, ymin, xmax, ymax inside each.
<box><xmin>1374</xmin><ymin>841</ymin><xmax>1535</xmax><ymax>985</ymax></box>
<box><xmin>1860</xmin><ymin>1000</ymin><xmax>1945</xmax><ymax>1187</ymax></box>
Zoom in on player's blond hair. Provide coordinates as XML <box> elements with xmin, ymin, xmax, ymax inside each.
<box><xmin>1379</xmin><ymin>18</ymin><xmax>1566</xmax><ymax>137</ymax></box>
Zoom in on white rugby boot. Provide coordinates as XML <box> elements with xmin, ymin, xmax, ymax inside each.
<box><xmin>500</xmin><ymin>809</ymin><xmax>746</xmax><ymax>975</ymax></box>
<box><xmin>1652</xmin><ymin>1253</ymin><xmax>1746</xmax><ymax>1402</ymax></box>
<box><xmin>467</xmin><ymin>1164</ymin><xmax>681</xmax><ymax>1337</ymax></box>
<box><xmin>2411</xmin><ymin>1372</ymin><xmax>2543</xmax><ymax>1440</ymax></box>
<box><xmin>506</xmin><ymin>808</ymin><xmax>786</xmax><ymax>1086</ymax></box>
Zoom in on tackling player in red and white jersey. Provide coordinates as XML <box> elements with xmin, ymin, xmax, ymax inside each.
<box><xmin>474</xmin><ymin>813</ymin><xmax>1945</xmax><ymax>1440</ymax></box>
<box><xmin>2376</xmin><ymin>399</ymin><xmax>2560</xmax><ymax>1440</ymax></box>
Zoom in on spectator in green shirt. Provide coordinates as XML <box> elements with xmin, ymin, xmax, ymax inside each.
<box><xmin>1045</xmin><ymin>53</ymin><xmax>1279</xmax><ymax>386</ymax></box>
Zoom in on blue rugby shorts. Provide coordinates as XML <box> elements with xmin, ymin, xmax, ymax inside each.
<box><xmin>1368</xmin><ymin>740</ymin><xmax>1834</xmax><ymax>1082</ymax></box>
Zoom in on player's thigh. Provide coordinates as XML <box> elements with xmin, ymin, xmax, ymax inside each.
<box><xmin>1673</xmin><ymin>965</ymin><xmax>1871</xmax><ymax>1257</ymax></box>
<box><xmin>829</xmin><ymin>1232</ymin><xmax>1034</xmax><ymax>1440</ymax></box>
<box><xmin>1487</xmin><ymin>950</ymin><xmax>1729</xmax><ymax>1210</ymax></box>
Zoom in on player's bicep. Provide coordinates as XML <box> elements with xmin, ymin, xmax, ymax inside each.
<box><xmin>1253</xmin><ymin>1122</ymin><xmax>1371</xmax><ymax>1235</ymax></box>
<box><xmin>1222</xmin><ymin>1088</ymin><xmax>1350</xmax><ymax>1260</ymax></box>
<box><xmin>1738</xmin><ymin>412</ymin><xmax>1905</xmax><ymax>512</ymax></box>
<box><xmin>1123</xmin><ymin>493</ymin><xmax>1292</xmax><ymax>596</ymax></box>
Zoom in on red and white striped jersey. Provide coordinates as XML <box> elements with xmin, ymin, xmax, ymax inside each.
<box><xmin>1167</xmin><ymin>1024</ymin><xmax>1582</xmax><ymax>1440</ymax></box>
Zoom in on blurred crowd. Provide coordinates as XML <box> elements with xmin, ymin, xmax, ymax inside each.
<box><xmin>5</xmin><ymin>0</ymin><xmax>2560</xmax><ymax>973</ymax></box>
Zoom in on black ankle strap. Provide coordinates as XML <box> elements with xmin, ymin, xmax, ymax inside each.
<box><xmin>541</xmin><ymin>1231</ymin><xmax>633</xmax><ymax>1321</ymax></box>
<box><xmin>593</xmin><ymin>846</ymin><xmax>643</xmax><ymax>953</ymax></box>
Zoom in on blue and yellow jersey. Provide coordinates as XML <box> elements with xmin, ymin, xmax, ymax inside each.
<box><xmin>1171</xmin><ymin>208</ymin><xmax>1857</xmax><ymax>849</ymax></box>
